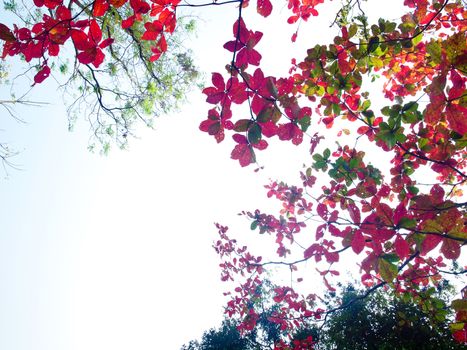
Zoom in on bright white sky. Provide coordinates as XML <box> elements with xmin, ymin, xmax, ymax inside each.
<box><xmin>0</xmin><ymin>1</ymin><xmax>412</xmax><ymax>349</ymax></box>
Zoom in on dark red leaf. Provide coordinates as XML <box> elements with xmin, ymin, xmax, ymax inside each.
<box><xmin>121</xmin><ymin>16</ymin><xmax>135</xmax><ymax>29</ymax></box>
<box><xmin>0</xmin><ymin>24</ymin><xmax>15</xmax><ymax>42</ymax></box>
<box><xmin>56</xmin><ymin>5</ymin><xmax>71</xmax><ymax>20</ymax></box>
<box><xmin>48</xmin><ymin>44</ymin><xmax>59</xmax><ymax>56</ymax></box>
<box><xmin>130</xmin><ymin>0</ymin><xmax>150</xmax><ymax>14</ymax></box>
<box><xmin>315</xmin><ymin>224</ymin><xmax>326</xmax><ymax>240</ymax></box>
<box><xmin>92</xmin><ymin>48</ymin><xmax>105</xmax><ymax>67</ymax></box>
<box><xmin>34</xmin><ymin>64</ymin><xmax>51</xmax><ymax>84</ymax></box>
<box><xmin>232</xmin><ymin>133</ymin><xmax>248</xmax><ymax>144</ymax></box>
<box><xmin>348</xmin><ymin>203</ymin><xmax>360</xmax><ymax>224</ymax></box>
<box><xmin>71</xmin><ymin>30</ymin><xmax>89</xmax><ymax>50</ymax></box>
<box><xmin>351</xmin><ymin>230</ymin><xmax>365</xmax><ymax>254</ymax></box>
<box><xmin>316</xmin><ymin>203</ymin><xmax>328</xmax><ymax>219</ymax></box>
<box><xmin>394</xmin><ymin>234</ymin><xmax>409</xmax><ymax>260</ymax></box>
<box><xmin>77</xmin><ymin>50</ymin><xmax>95</xmax><ymax>64</ymax></box>
<box><xmin>441</xmin><ymin>239</ymin><xmax>461</xmax><ymax>260</ymax></box>
<box><xmin>231</xmin><ymin>143</ymin><xmax>255</xmax><ymax>167</ymax></box>
<box><xmin>257</xmin><ymin>0</ymin><xmax>272</xmax><ymax>17</ymax></box>
<box><xmin>89</xmin><ymin>20</ymin><xmax>102</xmax><ymax>43</ymax></box>
<box><xmin>421</xmin><ymin>234</ymin><xmax>443</xmax><ymax>255</ymax></box>
<box><xmin>99</xmin><ymin>38</ymin><xmax>114</xmax><ymax>49</ymax></box>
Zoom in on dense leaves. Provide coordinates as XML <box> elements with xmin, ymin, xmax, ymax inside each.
<box><xmin>201</xmin><ymin>0</ymin><xmax>467</xmax><ymax>348</ymax></box>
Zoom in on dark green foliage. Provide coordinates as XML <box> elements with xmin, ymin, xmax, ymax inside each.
<box><xmin>180</xmin><ymin>319</ymin><xmax>249</xmax><ymax>350</ymax></box>
<box><xmin>316</xmin><ymin>283</ymin><xmax>464</xmax><ymax>350</ymax></box>
<box><xmin>182</xmin><ymin>282</ymin><xmax>464</xmax><ymax>350</ymax></box>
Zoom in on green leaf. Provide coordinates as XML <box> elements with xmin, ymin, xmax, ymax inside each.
<box><xmin>348</xmin><ymin>23</ymin><xmax>358</xmax><ymax>38</ymax></box>
<box><xmin>450</xmin><ymin>322</ymin><xmax>465</xmax><ymax>332</ymax></box>
<box><xmin>378</xmin><ymin>257</ymin><xmax>398</xmax><ymax>283</ymax></box>
<box><xmin>247</xmin><ymin>123</ymin><xmax>262</xmax><ymax>144</ymax></box>
<box><xmin>298</xmin><ymin>116</ymin><xmax>311</xmax><ymax>132</ymax></box>
<box><xmin>401</xmin><ymin>39</ymin><xmax>413</xmax><ymax>49</ymax></box>
<box><xmin>369</xmin><ymin>56</ymin><xmax>384</xmax><ymax>69</ymax></box>
<box><xmin>234</xmin><ymin>119</ymin><xmax>252</xmax><ymax>132</ymax></box>
<box><xmin>452</xmin><ymin>299</ymin><xmax>467</xmax><ymax>311</ymax></box>
<box><xmin>371</xmin><ymin>24</ymin><xmax>380</xmax><ymax>36</ymax></box>
<box><xmin>412</xmin><ymin>33</ymin><xmax>423</xmax><ymax>46</ymax></box>
<box><xmin>398</xmin><ymin>217</ymin><xmax>416</xmax><ymax>228</ymax></box>
<box><xmin>407</xmin><ymin>186</ymin><xmax>419</xmax><ymax>195</ymax></box>
<box><xmin>361</xmin><ymin>99</ymin><xmax>371</xmax><ymax>111</ymax></box>
<box><xmin>257</xmin><ymin>108</ymin><xmax>272</xmax><ymax>123</ymax></box>
<box><xmin>386</xmin><ymin>21</ymin><xmax>397</xmax><ymax>32</ymax></box>
<box><xmin>367</xmin><ymin>36</ymin><xmax>379</xmax><ymax>53</ymax></box>
<box><xmin>313</xmin><ymin>154</ymin><xmax>324</xmax><ymax>162</ymax></box>
<box><xmin>382</xmin><ymin>253</ymin><xmax>399</xmax><ymax>263</ymax></box>
<box><xmin>426</xmin><ymin>40</ymin><xmax>442</xmax><ymax>64</ymax></box>
<box><xmin>323</xmin><ymin>148</ymin><xmax>331</xmax><ymax>159</ymax></box>
<box><xmin>376</xmin><ymin>129</ymin><xmax>396</xmax><ymax>148</ymax></box>
<box><xmin>250</xmin><ymin>221</ymin><xmax>258</xmax><ymax>230</ymax></box>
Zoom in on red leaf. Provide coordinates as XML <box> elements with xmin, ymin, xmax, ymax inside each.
<box><xmin>453</xmin><ymin>329</ymin><xmax>467</xmax><ymax>343</ymax></box>
<box><xmin>322</xmin><ymin>116</ymin><xmax>334</xmax><ymax>128</ymax></box>
<box><xmin>252</xmin><ymin>139</ymin><xmax>268</xmax><ymax>150</ymax></box>
<box><xmin>141</xmin><ymin>30</ymin><xmax>158</xmax><ymax>41</ymax></box>
<box><xmin>329</xmin><ymin>224</ymin><xmax>343</xmax><ymax>237</ymax></box>
<box><xmin>99</xmin><ymin>38</ymin><xmax>114</xmax><ymax>49</ymax></box>
<box><xmin>228</xmin><ymin>78</ymin><xmax>248</xmax><ymax>104</ymax></box>
<box><xmin>231</xmin><ymin>143</ymin><xmax>255</xmax><ymax>167</ymax></box>
<box><xmin>232</xmin><ymin>133</ymin><xmax>247</xmax><ymax>144</ymax></box>
<box><xmin>89</xmin><ymin>20</ymin><xmax>102</xmax><ymax>44</ymax></box>
<box><xmin>420</xmin><ymin>11</ymin><xmax>436</xmax><ymax>25</ymax></box>
<box><xmin>43</xmin><ymin>0</ymin><xmax>62</xmax><ymax>9</ymax></box>
<box><xmin>323</xmin><ymin>276</ymin><xmax>336</xmax><ymax>291</ymax></box>
<box><xmin>109</xmin><ymin>0</ymin><xmax>127</xmax><ymax>7</ymax></box>
<box><xmin>212</xmin><ymin>72</ymin><xmax>225</xmax><ymax>90</ymax></box>
<box><xmin>291</xmin><ymin>32</ymin><xmax>297</xmax><ymax>42</ymax></box>
<box><xmin>324</xmin><ymin>251</ymin><xmax>339</xmax><ymax>263</ymax></box>
<box><xmin>92</xmin><ymin>48</ymin><xmax>105</xmax><ymax>67</ymax></box>
<box><xmin>71</xmin><ymin>30</ymin><xmax>89</xmax><ymax>50</ymax></box>
<box><xmin>348</xmin><ymin>203</ymin><xmax>360</xmax><ymax>224</ymax></box>
<box><xmin>257</xmin><ymin>0</ymin><xmax>272</xmax><ymax>17</ymax></box>
<box><xmin>421</xmin><ymin>234</ymin><xmax>443</xmax><ymax>255</ymax></box>
<box><xmin>48</xmin><ymin>44</ymin><xmax>59</xmax><ymax>56</ymax></box>
<box><xmin>316</xmin><ymin>203</ymin><xmax>328</xmax><ymax>219</ymax></box>
<box><xmin>34</xmin><ymin>64</ymin><xmax>51</xmax><ymax>84</ymax></box>
<box><xmin>351</xmin><ymin>230</ymin><xmax>365</xmax><ymax>254</ymax></box>
<box><xmin>441</xmin><ymin>239</ymin><xmax>461</xmax><ymax>260</ymax></box>
<box><xmin>277</xmin><ymin>123</ymin><xmax>303</xmax><ymax>145</ymax></box>
<box><xmin>393</xmin><ymin>203</ymin><xmax>407</xmax><ymax>226</ymax></box>
<box><xmin>93</xmin><ymin>0</ymin><xmax>109</xmax><ymax>17</ymax></box>
<box><xmin>121</xmin><ymin>16</ymin><xmax>135</xmax><ymax>29</ymax></box>
<box><xmin>446</xmin><ymin>104</ymin><xmax>467</xmax><ymax>135</ymax></box>
<box><xmin>394</xmin><ymin>234</ymin><xmax>409</xmax><ymax>260</ymax></box>
<box><xmin>315</xmin><ymin>224</ymin><xmax>326</xmax><ymax>240</ymax></box>
<box><xmin>77</xmin><ymin>50</ymin><xmax>95</xmax><ymax>64</ymax></box>
<box><xmin>56</xmin><ymin>5</ymin><xmax>71</xmax><ymax>20</ymax></box>
<box><xmin>130</xmin><ymin>0</ymin><xmax>150</xmax><ymax>14</ymax></box>
<box><xmin>304</xmin><ymin>243</ymin><xmax>319</xmax><ymax>259</ymax></box>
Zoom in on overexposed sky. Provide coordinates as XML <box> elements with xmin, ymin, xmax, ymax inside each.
<box><xmin>0</xmin><ymin>1</ymin><xmax>409</xmax><ymax>349</ymax></box>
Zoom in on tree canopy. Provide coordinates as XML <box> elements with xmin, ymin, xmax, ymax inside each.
<box><xmin>1</xmin><ymin>0</ymin><xmax>199</xmax><ymax>152</ymax></box>
<box><xmin>182</xmin><ymin>281</ymin><xmax>464</xmax><ymax>349</ymax></box>
<box><xmin>1</xmin><ymin>0</ymin><xmax>466</xmax><ymax>348</ymax></box>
